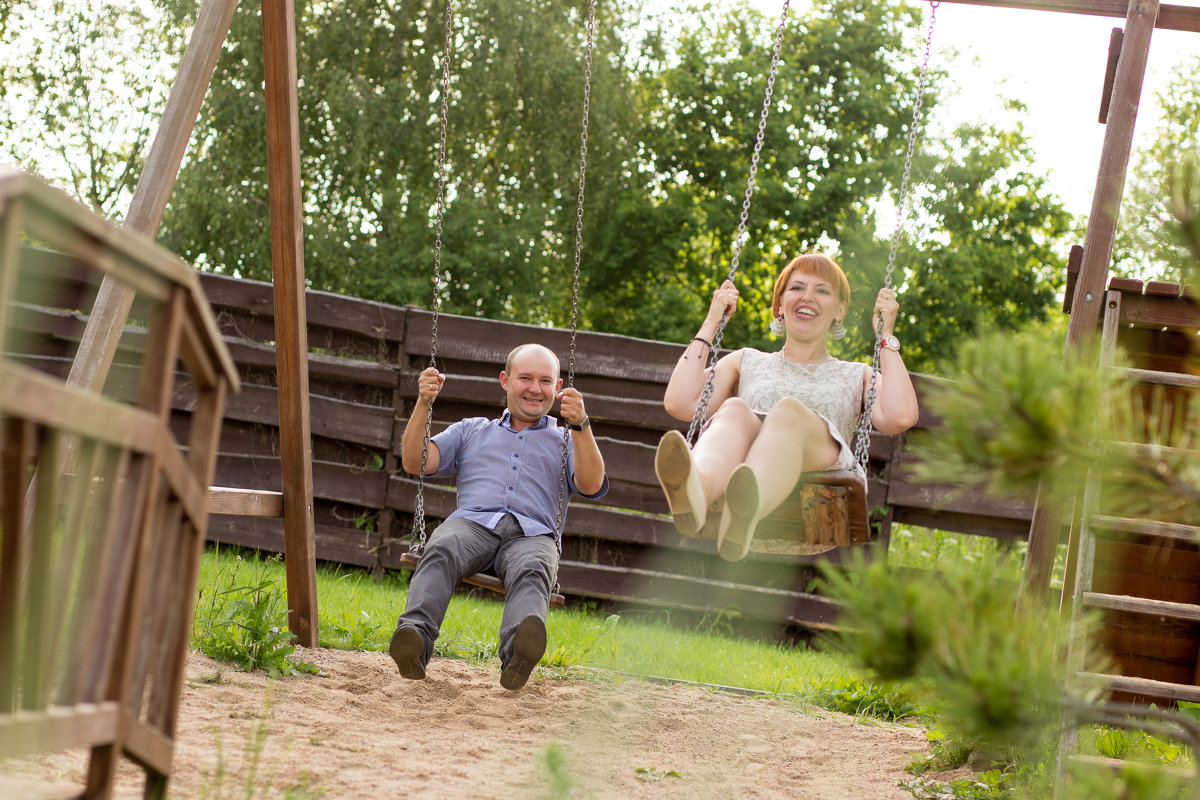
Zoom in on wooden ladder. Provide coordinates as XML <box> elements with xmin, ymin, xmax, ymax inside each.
<box><xmin>1059</xmin><ymin>288</ymin><xmax>1200</xmax><ymax>785</ymax></box>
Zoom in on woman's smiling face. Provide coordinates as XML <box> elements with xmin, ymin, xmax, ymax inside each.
<box><xmin>776</xmin><ymin>273</ymin><xmax>847</xmax><ymax>336</ymax></box>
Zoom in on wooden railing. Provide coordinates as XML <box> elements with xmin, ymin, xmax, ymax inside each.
<box><xmin>0</xmin><ymin>170</ymin><xmax>239</xmax><ymax>796</ymax></box>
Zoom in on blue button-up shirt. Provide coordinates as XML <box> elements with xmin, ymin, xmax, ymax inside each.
<box><xmin>431</xmin><ymin>410</ymin><xmax>609</xmax><ymax>539</ymax></box>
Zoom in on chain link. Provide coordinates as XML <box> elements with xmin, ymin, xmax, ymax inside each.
<box><xmin>412</xmin><ymin>0</ymin><xmax>457</xmax><ymax>556</ymax></box>
<box><xmin>687</xmin><ymin>0</ymin><xmax>790</xmax><ymax>445</ymax></box>
<box><xmin>554</xmin><ymin>0</ymin><xmax>597</xmax><ymax>541</ymax></box>
<box><xmin>852</xmin><ymin>0</ymin><xmax>938</xmax><ymax>474</ymax></box>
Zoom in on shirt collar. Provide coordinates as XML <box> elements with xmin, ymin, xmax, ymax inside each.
<box><xmin>498</xmin><ymin>409</ymin><xmax>552</xmax><ymax>432</ymax></box>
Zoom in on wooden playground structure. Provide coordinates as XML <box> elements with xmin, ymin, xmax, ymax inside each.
<box><xmin>0</xmin><ymin>172</ymin><xmax>239</xmax><ymax>795</ymax></box>
<box><xmin>1</xmin><ymin>0</ymin><xmax>1199</xmax><ymax>795</ymax></box>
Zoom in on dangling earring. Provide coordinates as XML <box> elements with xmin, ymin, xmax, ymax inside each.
<box><xmin>769</xmin><ymin>315</ymin><xmax>785</xmax><ymax>337</ymax></box>
<box><xmin>830</xmin><ymin>319</ymin><xmax>847</xmax><ymax>340</ymax></box>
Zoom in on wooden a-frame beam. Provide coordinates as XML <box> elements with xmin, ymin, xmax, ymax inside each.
<box><xmin>984</xmin><ymin>0</ymin><xmax>1172</xmax><ymax>602</ymax></box>
<box><xmin>61</xmin><ymin>0</ymin><xmax>321</xmax><ymax>646</ymax></box>
<box><xmin>931</xmin><ymin>0</ymin><xmax>1200</xmax><ymax>32</ymax></box>
<box><xmin>66</xmin><ymin>0</ymin><xmax>240</xmax><ymax>395</ymax></box>
<box><xmin>261</xmin><ymin>0</ymin><xmax>319</xmax><ymax>648</ymax></box>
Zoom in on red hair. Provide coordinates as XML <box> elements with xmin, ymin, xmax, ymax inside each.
<box><xmin>771</xmin><ymin>254</ymin><xmax>850</xmax><ymax>317</ymax></box>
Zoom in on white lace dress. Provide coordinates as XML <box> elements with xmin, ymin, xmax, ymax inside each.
<box><xmin>735</xmin><ymin>348</ymin><xmax>869</xmax><ymax>477</ymax></box>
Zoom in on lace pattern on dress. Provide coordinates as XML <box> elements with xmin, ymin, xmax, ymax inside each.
<box><xmin>736</xmin><ymin>348</ymin><xmax>868</xmax><ymax>476</ymax></box>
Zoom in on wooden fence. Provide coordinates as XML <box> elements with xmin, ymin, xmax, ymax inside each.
<box><xmin>11</xmin><ymin>247</ymin><xmax>1036</xmax><ymax>631</ymax></box>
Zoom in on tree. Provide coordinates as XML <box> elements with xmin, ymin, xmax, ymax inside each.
<box><xmin>159</xmin><ymin>0</ymin><xmax>642</xmax><ymax>327</ymax></box>
<box><xmin>584</xmin><ymin>0</ymin><xmax>936</xmax><ymax>346</ymax></box>
<box><xmin>0</xmin><ymin>0</ymin><xmax>181</xmax><ymax>219</ymax></box>
<box><xmin>839</xmin><ymin>113</ymin><xmax>1074</xmax><ymax>375</ymax></box>
<box><xmin>1115</xmin><ymin>55</ymin><xmax>1200</xmax><ymax>281</ymax></box>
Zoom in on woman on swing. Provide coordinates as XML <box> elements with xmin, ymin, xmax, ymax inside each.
<box><xmin>656</xmin><ymin>253</ymin><xmax>920</xmax><ymax>561</ymax></box>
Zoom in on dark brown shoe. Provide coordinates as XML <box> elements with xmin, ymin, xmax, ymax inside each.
<box><xmin>500</xmin><ymin>616</ymin><xmax>546</xmax><ymax>691</ymax></box>
<box><xmin>389</xmin><ymin>625</ymin><xmax>426</xmax><ymax>680</ymax></box>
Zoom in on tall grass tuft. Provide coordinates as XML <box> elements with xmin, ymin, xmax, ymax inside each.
<box><xmin>193</xmin><ymin>549</ymin><xmax>319</xmax><ymax>677</ymax></box>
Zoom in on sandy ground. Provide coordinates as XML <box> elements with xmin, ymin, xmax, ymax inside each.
<box><xmin>3</xmin><ymin>648</ymin><xmax>965</xmax><ymax>799</ymax></box>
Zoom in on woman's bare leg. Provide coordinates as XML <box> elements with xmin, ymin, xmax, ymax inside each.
<box><xmin>692</xmin><ymin>398</ymin><xmax>760</xmax><ymax>501</ymax></box>
<box><xmin>718</xmin><ymin>397</ymin><xmax>841</xmax><ymax>560</ymax></box>
<box><xmin>655</xmin><ymin>399</ymin><xmax>760</xmax><ymax>535</ymax></box>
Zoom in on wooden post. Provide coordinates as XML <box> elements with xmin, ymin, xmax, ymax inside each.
<box><xmin>261</xmin><ymin>0</ymin><xmax>319</xmax><ymax>647</ymax></box>
<box><xmin>1065</xmin><ymin>0</ymin><xmax>1159</xmax><ymax>345</ymax></box>
<box><xmin>65</xmin><ymin>0</ymin><xmax>241</xmax><ymax>395</ymax></box>
<box><xmin>1020</xmin><ymin>0</ymin><xmax>1161</xmax><ymax>604</ymax></box>
<box><xmin>923</xmin><ymin>0</ymin><xmax>1196</xmax><ymax>33</ymax></box>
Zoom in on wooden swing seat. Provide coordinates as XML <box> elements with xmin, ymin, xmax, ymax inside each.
<box><xmin>693</xmin><ymin>469</ymin><xmax>870</xmax><ymax>556</ymax></box>
<box><xmin>397</xmin><ymin>552</ymin><xmax>566</xmax><ymax>608</ymax></box>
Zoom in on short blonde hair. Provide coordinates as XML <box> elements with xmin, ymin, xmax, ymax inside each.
<box><xmin>771</xmin><ymin>253</ymin><xmax>851</xmax><ymax>317</ymax></box>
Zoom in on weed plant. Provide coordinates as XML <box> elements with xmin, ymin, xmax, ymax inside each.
<box><xmin>193</xmin><ymin>549</ymin><xmax>320</xmax><ymax>677</ymax></box>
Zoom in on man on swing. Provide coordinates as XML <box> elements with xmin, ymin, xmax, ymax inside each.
<box><xmin>390</xmin><ymin>343</ymin><xmax>608</xmax><ymax>690</ymax></box>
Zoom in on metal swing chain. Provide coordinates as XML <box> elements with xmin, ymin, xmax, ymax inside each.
<box><xmin>553</xmin><ymin>0</ymin><xmax>598</xmax><ymax>540</ymax></box>
<box><xmin>851</xmin><ymin>0</ymin><xmax>938</xmax><ymax>475</ymax></box>
<box><xmin>412</xmin><ymin>0</ymin><xmax>457</xmax><ymax>556</ymax></box>
<box><xmin>686</xmin><ymin>0</ymin><xmax>791</xmax><ymax>446</ymax></box>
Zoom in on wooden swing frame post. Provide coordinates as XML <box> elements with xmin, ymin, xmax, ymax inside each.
<box><xmin>59</xmin><ymin>0</ymin><xmax>320</xmax><ymax>645</ymax></box>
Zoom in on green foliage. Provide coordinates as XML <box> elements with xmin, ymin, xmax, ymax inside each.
<box><xmin>1117</xmin><ymin>55</ymin><xmax>1200</xmax><ymax>282</ymax></box>
<box><xmin>1065</xmin><ymin>759</ymin><xmax>1191</xmax><ymax>800</ymax></box>
<box><xmin>322</xmin><ymin>607</ymin><xmax>385</xmax><ymax>652</ymax></box>
<box><xmin>0</xmin><ymin>0</ymin><xmax>181</xmax><ymax>217</ymax></box>
<box><xmin>901</xmin><ymin>766</ymin><xmax>1033</xmax><ymax>800</ymax></box>
<box><xmin>160</xmin><ymin>0</ymin><xmax>641</xmax><ymax>326</ymax></box>
<box><xmin>543</xmin><ymin>612</ymin><xmax>621</xmax><ymax>668</ymax></box>
<box><xmin>848</xmin><ymin>114</ymin><xmax>1073</xmax><ymax>374</ymax></box>
<box><xmin>816</xmin><ymin>554</ymin><xmax>938</xmax><ymax>683</ymax></box>
<box><xmin>887</xmin><ymin>526</ymin><xmax>1036</xmax><ymax>586</ymax></box>
<box><xmin>634</xmin><ymin>766</ymin><xmax>682</xmax><ymax>782</ymax></box>
<box><xmin>1166</xmin><ymin>154</ymin><xmax>1200</xmax><ymax>287</ymax></box>
<box><xmin>907</xmin><ymin>731</ymin><xmax>973</xmax><ymax>775</ymax></box>
<box><xmin>910</xmin><ymin>326</ymin><xmax>1200</xmax><ymax>525</ymax></box>
<box><xmin>817</xmin><ymin>550</ymin><xmax>1087</xmax><ymax>755</ymax></box>
<box><xmin>909</xmin><ymin>327</ymin><xmax>1116</xmax><ymax>502</ymax></box>
<box><xmin>587</xmin><ymin>0</ymin><xmax>934</xmax><ymax>346</ymax></box>
<box><xmin>808</xmin><ymin>675</ymin><xmax>926</xmax><ymax>720</ymax></box>
<box><xmin>538</xmin><ymin>743</ymin><xmax>576</xmax><ymax>800</ymax></box>
<box><xmin>193</xmin><ymin>552</ymin><xmax>321</xmax><ymax>678</ymax></box>
<box><xmin>7</xmin><ymin>0</ymin><xmax>1075</xmax><ymax>368</ymax></box>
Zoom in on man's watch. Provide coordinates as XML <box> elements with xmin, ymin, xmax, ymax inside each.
<box><xmin>881</xmin><ymin>335</ymin><xmax>901</xmax><ymax>352</ymax></box>
<box><xmin>567</xmin><ymin>416</ymin><xmax>591</xmax><ymax>432</ymax></box>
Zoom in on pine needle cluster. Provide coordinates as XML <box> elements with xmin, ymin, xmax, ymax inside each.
<box><xmin>909</xmin><ymin>328</ymin><xmax>1199</xmax><ymax>527</ymax></box>
<box><xmin>817</xmin><ymin>552</ymin><xmax>1103</xmax><ymax>758</ymax></box>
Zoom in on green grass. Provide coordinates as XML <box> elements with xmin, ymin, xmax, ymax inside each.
<box><xmin>887</xmin><ymin>524</ymin><xmax>1070</xmax><ymax>591</ymax></box>
<box><xmin>190</xmin><ymin>541</ymin><xmax>1196</xmax><ymax>800</ymax></box>
<box><xmin>192</xmin><ymin>545</ymin><xmax>918</xmax><ymax>718</ymax></box>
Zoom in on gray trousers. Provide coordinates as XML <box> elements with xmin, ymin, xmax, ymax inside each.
<box><xmin>398</xmin><ymin>514</ymin><xmax>558</xmax><ymax>668</ymax></box>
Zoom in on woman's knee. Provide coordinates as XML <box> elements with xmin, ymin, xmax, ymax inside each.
<box><xmin>711</xmin><ymin>396</ymin><xmax>757</xmax><ymax>425</ymax></box>
<box><xmin>768</xmin><ymin>396</ymin><xmax>824</xmax><ymax>431</ymax></box>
